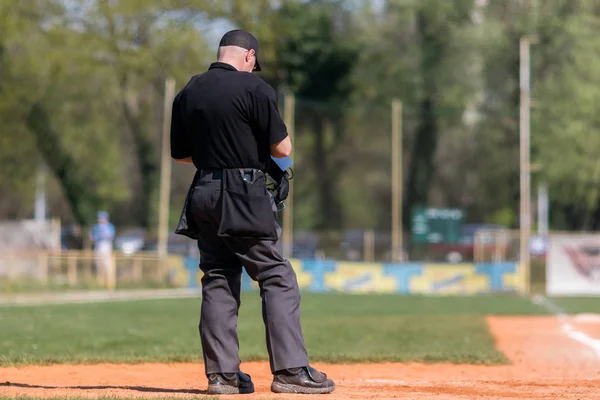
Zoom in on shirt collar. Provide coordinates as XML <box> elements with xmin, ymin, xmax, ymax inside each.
<box><xmin>209</xmin><ymin>62</ymin><xmax>238</xmax><ymax>71</ymax></box>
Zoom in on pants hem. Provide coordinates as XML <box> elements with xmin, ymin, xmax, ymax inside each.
<box><xmin>271</xmin><ymin>357</ymin><xmax>310</xmax><ymax>374</ymax></box>
<box><xmin>205</xmin><ymin>364</ymin><xmax>241</xmax><ymax>375</ymax></box>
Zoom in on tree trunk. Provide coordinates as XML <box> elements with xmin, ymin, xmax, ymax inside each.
<box><xmin>312</xmin><ymin>115</ymin><xmax>340</xmax><ymax>229</ymax></box>
<box><xmin>402</xmin><ymin>11</ymin><xmax>441</xmax><ymax>230</ymax></box>
<box><xmin>404</xmin><ymin>97</ymin><xmax>438</xmax><ymax>228</ymax></box>
<box><xmin>119</xmin><ymin>77</ymin><xmax>159</xmax><ymax>230</ymax></box>
<box><xmin>590</xmin><ymin>199</ymin><xmax>600</xmax><ymax>230</ymax></box>
<box><xmin>26</xmin><ymin>103</ymin><xmax>101</xmax><ymax>226</ymax></box>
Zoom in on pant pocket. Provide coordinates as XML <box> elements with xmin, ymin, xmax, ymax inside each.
<box><xmin>217</xmin><ymin>169</ymin><xmax>278</xmax><ymax>241</ymax></box>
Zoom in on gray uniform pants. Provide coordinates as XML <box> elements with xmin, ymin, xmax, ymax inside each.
<box><xmin>189</xmin><ymin>170</ymin><xmax>309</xmax><ymax>375</ymax></box>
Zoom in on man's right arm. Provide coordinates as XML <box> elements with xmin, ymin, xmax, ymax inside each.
<box><xmin>271</xmin><ymin>136</ymin><xmax>292</xmax><ymax>158</ymax></box>
<box><xmin>252</xmin><ymin>82</ymin><xmax>293</xmax><ymax>158</ymax></box>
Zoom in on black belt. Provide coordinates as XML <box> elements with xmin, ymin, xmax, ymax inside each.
<box><xmin>200</xmin><ymin>169</ymin><xmax>223</xmax><ymax>179</ymax></box>
<box><xmin>199</xmin><ymin>168</ymin><xmax>261</xmax><ymax>180</ymax></box>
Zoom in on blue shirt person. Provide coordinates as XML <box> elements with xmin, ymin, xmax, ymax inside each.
<box><xmin>90</xmin><ymin>211</ymin><xmax>115</xmax><ymax>248</ymax></box>
<box><xmin>89</xmin><ymin>211</ymin><xmax>116</xmax><ymax>289</ymax></box>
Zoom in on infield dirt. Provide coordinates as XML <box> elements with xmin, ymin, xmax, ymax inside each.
<box><xmin>1</xmin><ymin>316</ymin><xmax>599</xmax><ymax>399</ymax></box>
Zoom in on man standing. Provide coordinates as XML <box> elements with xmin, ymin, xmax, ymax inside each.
<box><xmin>170</xmin><ymin>29</ymin><xmax>335</xmax><ymax>395</ymax></box>
<box><xmin>89</xmin><ymin>211</ymin><xmax>116</xmax><ymax>289</ymax></box>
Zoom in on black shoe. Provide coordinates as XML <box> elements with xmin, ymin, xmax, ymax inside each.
<box><xmin>271</xmin><ymin>366</ymin><xmax>335</xmax><ymax>394</ymax></box>
<box><xmin>207</xmin><ymin>371</ymin><xmax>255</xmax><ymax>395</ymax></box>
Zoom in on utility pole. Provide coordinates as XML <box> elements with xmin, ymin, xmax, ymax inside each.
<box><xmin>158</xmin><ymin>78</ymin><xmax>176</xmax><ymax>260</ymax></box>
<box><xmin>391</xmin><ymin>99</ymin><xmax>403</xmax><ymax>262</ymax></box>
<box><xmin>35</xmin><ymin>164</ymin><xmax>47</xmax><ymax>221</ymax></box>
<box><xmin>282</xmin><ymin>93</ymin><xmax>295</xmax><ymax>258</ymax></box>
<box><xmin>519</xmin><ymin>36</ymin><xmax>537</xmax><ymax>295</ymax></box>
<box><xmin>537</xmin><ymin>183</ymin><xmax>548</xmax><ymax>235</ymax></box>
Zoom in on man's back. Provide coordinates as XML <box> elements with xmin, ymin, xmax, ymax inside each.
<box><xmin>170</xmin><ymin>28</ymin><xmax>334</xmax><ymax>394</ymax></box>
<box><xmin>171</xmin><ymin>62</ymin><xmax>287</xmax><ymax>171</ymax></box>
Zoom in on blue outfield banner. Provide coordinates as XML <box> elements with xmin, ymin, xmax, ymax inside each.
<box><xmin>175</xmin><ymin>257</ymin><xmax>523</xmax><ymax>295</ymax></box>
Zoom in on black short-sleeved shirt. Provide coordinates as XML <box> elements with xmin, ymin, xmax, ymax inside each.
<box><xmin>170</xmin><ymin>62</ymin><xmax>289</xmax><ymax>171</ymax></box>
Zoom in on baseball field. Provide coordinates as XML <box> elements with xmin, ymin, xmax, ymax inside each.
<box><xmin>0</xmin><ymin>292</ymin><xmax>599</xmax><ymax>399</ymax></box>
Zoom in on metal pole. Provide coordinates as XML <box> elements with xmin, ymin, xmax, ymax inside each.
<box><xmin>391</xmin><ymin>99</ymin><xmax>403</xmax><ymax>262</ymax></box>
<box><xmin>538</xmin><ymin>183</ymin><xmax>548</xmax><ymax>235</ymax></box>
<box><xmin>364</xmin><ymin>229</ymin><xmax>375</xmax><ymax>262</ymax></box>
<box><xmin>519</xmin><ymin>36</ymin><xmax>536</xmax><ymax>295</ymax></box>
<box><xmin>158</xmin><ymin>78</ymin><xmax>176</xmax><ymax>260</ymax></box>
<box><xmin>282</xmin><ymin>93</ymin><xmax>295</xmax><ymax>259</ymax></box>
<box><xmin>35</xmin><ymin>164</ymin><xmax>47</xmax><ymax>221</ymax></box>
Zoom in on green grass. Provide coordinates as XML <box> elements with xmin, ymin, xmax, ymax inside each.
<box><xmin>0</xmin><ymin>278</ymin><xmax>178</xmax><ymax>294</ymax></box>
<box><xmin>550</xmin><ymin>296</ymin><xmax>600</xmax><ymax>314</ymax></box>
<box><xmin>0</xmin><ymin>293</ymin><xmax>552</xmax><ymax>367</ymax></box>
<box><xmin>298</xmin><ymin>292</ymin><xmax>545</xmax><ymax>316</ymax></box>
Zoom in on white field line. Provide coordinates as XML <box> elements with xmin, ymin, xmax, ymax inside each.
<box><xmin>0</xmin><ymin>288</ymin><xmax>202</xmax><ymax>307</ymax></box>
<box><xmin>572</xmin><ymin>313</ymin><xmax>600</xmax><ymax>323</ymax></box>
<box><xmin>532</xmin><ymin>295</ymin><xmax>600</xmax><ymax>358</ymax></box>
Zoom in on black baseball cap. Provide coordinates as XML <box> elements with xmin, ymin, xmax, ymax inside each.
<box><xmin>219</xmin><ymin>29</ymin><xmax>261</xmax><ymax>71</ymax></box>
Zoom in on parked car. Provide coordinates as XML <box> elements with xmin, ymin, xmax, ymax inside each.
<box><xmin>143</xmin><ymin>233</ymin><xmax>197</xmax><ymax>257</ymax></box>
<box><xmin>291</xmin><ymin>231</ymin><xmax>318</xmax><ymax>259</ymax></box>
<box><xmin>114</xmin><ymin>228</ymin><xmax>146</xmax><ymax>256</ymax></box>
<box><xmin>430</xmin><ymin>223</ymin><xmax>508</xmax><ymax>262</ymax></box>
<box><xmin>340</xmin><ymin>229</ymin><xmax>404</xmax><ymax>261</ymax></box>
<box><xmin>60</xmin><ymin>224</ymin><xmax>84</xmax><ymax>250</ymax></box>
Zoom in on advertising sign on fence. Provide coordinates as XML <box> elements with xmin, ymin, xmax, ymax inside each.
<box><xmin>180</xmin><ymin>257</ymin><xmax>522</xmax><ymax>294</ymax></box>
<box><xmin>547</xmin><ymin>234</ymin><xmax>600</xmax><ymax>295</ymax></box>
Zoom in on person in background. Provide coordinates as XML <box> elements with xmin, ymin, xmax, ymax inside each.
<box><xmin>90</xmin><ymin>211</ymin><xmax>116</xmax><ymax>288</ymax></box>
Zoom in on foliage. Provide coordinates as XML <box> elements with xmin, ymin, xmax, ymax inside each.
<box><xmin>1</xmin><ymin>0</ymin><xmax>600</xmax><ymax>233</ymax></box>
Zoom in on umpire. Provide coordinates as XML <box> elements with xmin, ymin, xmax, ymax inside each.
<box><xmin>170</xmin><ymin>29</ymin><xmax>335</xmax><ymax>395</ymax></box>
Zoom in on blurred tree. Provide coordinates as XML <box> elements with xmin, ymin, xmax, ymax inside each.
<box><xmin>532</xmin><ymin>0</ymin><xmax>600</xmax><ymax>230</ymax></box>
<box><xmin>74</xmin><ymin>0</ymin><xmax>212</xmax><ymax>229</ymax></box>
<box><xmin>3</xmin><ymin>0</ymin><xmax>600</xmax><ymax>238</ymax></box>
<box><xmin>471</xmin><ymin>0</ymin><xmax>600</xmax><ymax>231</ymax></box>
<box><xmin>273</xmin><ymin>0</ymin><xmax>360</xmax><ymax>230</ymax></box>
<box><xmin>403</xmin><ymin>0</ymin><xmax>480</xmax><ymax>229</ymax></box>
<box><xmin>466</xmin><ymin>0</ymin><xmax>535</xmax><ymax>229</ymax></box>
<box><xmin>0</xmin><ymin>2</ymin><xmax>36</xmax><ymax>218</ymax></box>
<box><xmin>0</xmin><ymin>0</ymin><xmax>212</xmax><ymax>228</ymax></box>
<box><xmin>0</xmin><ymin>1</ymin><xmax>101</xmax><ymax>222</ymax></box>
<box><xmin>349</xmin><ymin>0</ymin><xmax>482</xmax><ymax>229</ymax></box>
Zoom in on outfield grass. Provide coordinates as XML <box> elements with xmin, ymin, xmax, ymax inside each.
<box><xmin>0</xmin><ymin>293</ymin><xmax>552</xmax><ymax>367</ymax></box>
<box><xmin>0</xmin><ymin>278</ymin><xmax>178</xmax><ymax>294</ymax></box>
<box><xmin>550</xmin><ymin>296</ymin><xmax>600</xmax><ymax>313</ymax></box>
